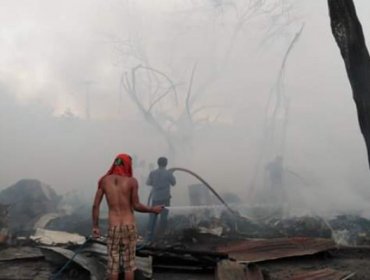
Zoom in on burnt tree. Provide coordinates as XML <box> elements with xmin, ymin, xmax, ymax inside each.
<box><xmin>328</xmin><ymin>0</ymin><xmax>370</xmax><ymax>167</ymax></box>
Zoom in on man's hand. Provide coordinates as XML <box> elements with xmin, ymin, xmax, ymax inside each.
<box><xmin>92</xmin><ymin>226</ymin><xmax>101</xmax><ymax>238</ymax></box>
<box><xmin>152</xmin><ymin>205</ymin><xmax>165</xmax><ymax>214</ymax></box>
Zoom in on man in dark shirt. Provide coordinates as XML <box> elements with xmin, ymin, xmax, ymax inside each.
<box><xmin>146</xmin><ymin>157</ymin><xmax>176</xmax><ymax>238</ymax></box>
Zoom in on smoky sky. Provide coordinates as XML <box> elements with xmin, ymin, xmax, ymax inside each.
<box><xmin>1</xmin><ymin>0</ymin><xmax>370</xmax><ymax>214</ymax></box>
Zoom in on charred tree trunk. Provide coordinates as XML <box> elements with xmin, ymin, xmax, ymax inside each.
<box><xmin>328</xmin><ymin>0</ymin><xmax>370</xmax><ymax>167</ymax></box>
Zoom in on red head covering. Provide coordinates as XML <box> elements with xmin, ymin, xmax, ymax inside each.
<box><xmin>98</xmin><ymin>154</ymin><xmax>133</xmax><ymax>188</ymax></box>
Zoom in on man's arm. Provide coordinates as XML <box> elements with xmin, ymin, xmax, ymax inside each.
<box><xmin>92</xmin><ymin>187</ymin><xmax>104</xmax><ymax>237</ymax></box>
<box><xmin>169</xmin><ymin>172</ymin><xmax>176</xmax><ymax>186</ymax></box>
<box><xmin>146</xmin><ymin>171</ymin><xmax>153</xmax><ymax>186</ymax></box>
<box><xmin>131</xmin><ymin>178</ymin><xmax>162</xmax><ymax>213</ymax></box>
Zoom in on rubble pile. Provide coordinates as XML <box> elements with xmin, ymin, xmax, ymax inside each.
<box><xmin>0</xmin><ymin>203</ymin><xmax>9</xmax><ymax>244</ymax></box>
<box><xmin>2</xmin><ymin>181</ymin><xmax>370</xmax><ymax>279</ymax></box>
<box><xmin>46</xmin><ymin>205</ymin><xmax>95</xmax><ymax>237</ymax></box>
<box><xmin>267</xmin><ymin>216</ymin><xmax>332</xmax><ymax>238</ymax></box>
<box><xmin>329</xmin><ymin>215</ymin><xmax>370</xmax><ymax>246</ymax></box>
<box><xmin>161</xmin><ymin>211</ymin><xmax>333</xmax><ymax>244</ymax></box>
<box><xmin>0</xmin><ymin>179</ymin><xmax>60</xmax><ymax>234</ymax></box>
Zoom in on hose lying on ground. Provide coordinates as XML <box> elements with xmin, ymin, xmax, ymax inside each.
<box><xmin>50</xmin><ymin>236</ymin><xmax>93</xmax><ymax>280</ymax></box>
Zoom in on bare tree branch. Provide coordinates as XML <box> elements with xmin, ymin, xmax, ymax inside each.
<box><xmin>135</xmin><ymin>65</ymin><xmax>179</xmax><ymax>105</ymax></box>
<box><xmin>185</xmin><ymin>63</ymin><xmax>198</xmax><ymax>123</ymax></box>
<box><xmin>247</xmin><ymin>24</ymin><xmax>304</xmax><ymax>201</ymax></box>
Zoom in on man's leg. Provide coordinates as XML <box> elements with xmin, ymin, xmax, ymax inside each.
<box><xmin>158</xmin><ymin>200</ymin><xmax>170</xmax><ymax>235</ymax></box>
<box><xmin>147</xmin><ymin>200</ymin><xmax>163</xmax><ymax>240</ymax></box>
<box><xmin>107</xmin><ymin>226</ymin><xmax>120</xmax><ymax>280</ymax></box>
<box><xmin>146</xmin><ymin>212</ymin><xmax>156</xmax><ymax>240</ymax></box>
<box><xmin>123</xmin><ymin>225</ymin><xmax>137</xmax><ymax>280</ymax></box>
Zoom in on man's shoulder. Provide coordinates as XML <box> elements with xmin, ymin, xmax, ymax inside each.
<box><xmin>150</xmin><ymin>169</ymin><xmax>161</xmax><ymax>175</ymax></box>
<box><xmin>101</xmin><ymin>174</ymin><xmax>136</xmax><ymax>184</ymax></box>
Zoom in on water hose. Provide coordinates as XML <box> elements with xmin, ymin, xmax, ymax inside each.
<box><xmin>168</xmin><ymin>167</ymin><xmax>238</xmax><ymax>216</ymax></box>
<box><xmin>53</xmin><ymin>167</ymin><xmax>235</xmax><ymax>277</ymax></box>
<box><xmin>50</xmin><ymin>226</ymin><xmax>157</xmax><ymax>279</ymax></box>
<box><xmin>50</xmin><ymin>236</ymin><xmax>93</xmax><ymax>279</ymax></box>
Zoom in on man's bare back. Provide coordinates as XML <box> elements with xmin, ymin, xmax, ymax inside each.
<box><xmin>92</xmin><ymin>173</ymin><xmax>163</xmax><ymax>237</ymax></box>
<box><xmin>100</xmin><ymin>174</ymin><xmax>136</xmax><ymax>226</ymax></box>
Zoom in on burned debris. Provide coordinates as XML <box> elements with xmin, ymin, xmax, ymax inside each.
<box><xmin>1</xmin><ymin>179</ymin><xmax>370</xmax><ymax>279</ymax></box>
<box><xmin>0</xmin><ymin>179</ymin><xmax>60</xmax><ymax>234</ymax></box>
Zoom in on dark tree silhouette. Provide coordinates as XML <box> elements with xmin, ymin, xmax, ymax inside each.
<box><xmin>328</xmin><ymin>0</ymin><xmax>370</xmax><ymax>167</ymax></box>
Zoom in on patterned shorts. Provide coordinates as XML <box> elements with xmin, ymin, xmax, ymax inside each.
<box><xmin>107</xmin><ymin>224</ymin><xmax>137</xmax><ymax>275</ymax></box>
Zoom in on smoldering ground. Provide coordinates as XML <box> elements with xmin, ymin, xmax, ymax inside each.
<box><xmin>0</xmin><ymin>0</ymin><xmax>370</xmax><ymax>217</ymax></box>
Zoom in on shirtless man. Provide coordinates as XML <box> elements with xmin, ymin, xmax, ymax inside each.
<box><xmin>92</xmin><ymin>154</ymin><xmax>163</xmax><ymax>280</ymax></box>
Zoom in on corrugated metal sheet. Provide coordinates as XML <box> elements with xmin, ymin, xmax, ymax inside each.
<box><xmin>216</xmin><ymin>237</ymin><xmax>336</xmax><ymax>262</ymax></box>
<box><xmin>40</xmin><ymin>246</ymin><xmax>106</xmax><ymax>280</ymax></box>
<box><xmin>215</xmin><ymin>260</ymin><xmax>264</xmax><ymax>280</ymax></box>
<box><xmin>0</xmin><ymin>247</ymin><xmax>43</xmax><ymax>261</ymax></box>
<box><xmin>285</xmin><ymin>268</ymin><xmax>354</xmax><ymax>280</ymax></box>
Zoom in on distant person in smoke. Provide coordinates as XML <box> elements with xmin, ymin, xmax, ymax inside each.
<box><xmin>266</xmin><ymin>156</ymin><xmax>283</xmax><ymax>187</ymax></box>
<box><xmin>265</xmin><ymin>155</ymin><xmax>286</xmax><ymax>209</ymax></box>
<box><xmin>92</xmin><ymin>153</ymin><xmax>163</xmax><ymax>280</ymax></box>
<box><xmin>146</xmin><ymin>157</ymin><xmax>176</xmax><ymax>239</ymax></box>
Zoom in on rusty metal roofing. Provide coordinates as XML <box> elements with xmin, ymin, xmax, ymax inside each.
<box><xmin>281</xmin><ymin>268</ymin><xmax>355</xmax><ymax>280</ymax></box>
<box><xmin>216</xmin><ymin>260</ymin><xmax>264</xmax><ymax>280</ymax></box>
<box><xmin>216</xmin><ymin>237</ymin><xmax>336</xmax><ymax>263</ymax></box>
